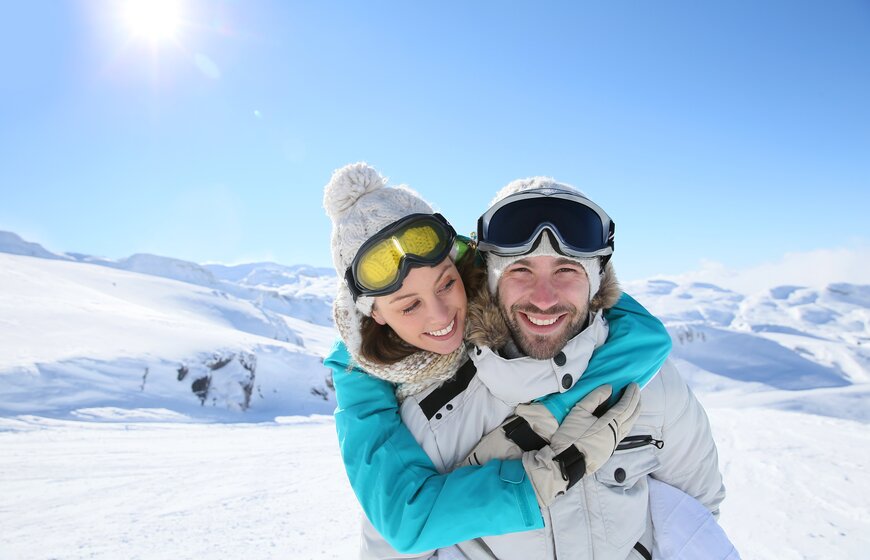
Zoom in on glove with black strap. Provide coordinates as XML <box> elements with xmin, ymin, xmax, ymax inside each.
<box><xmin>524</xmin><ymin>383</ymin><xmax>641</xmax><ymax>506</ymax></box>
<box><xmin>460</xmin><ymin>402</ymin><xmax>558</xmax><ymax>467</ymax></box>
<box><xmin>461</xmin><ymin>383</ymin><xmax>641</xmax><ymax>507</ymax></box>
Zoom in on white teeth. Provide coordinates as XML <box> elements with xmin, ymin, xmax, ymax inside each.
<box><xmin>526</xmin><ymin>315</ymin><xmax>558</xmax><ymax>326</ymax></box>
<box><xmin>426</xmin><ymin>319</ymin><xmax>455</xmax><ymax>337</ymax></box>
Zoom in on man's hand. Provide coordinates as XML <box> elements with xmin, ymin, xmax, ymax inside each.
<box><xmin>459</xmin><ymin>402</ymin><xmax>558</xmax><ymax>467</ymax></box>
<box><xmin>524</xmin><ymin>383</ymin><xmax>642</xmax><ymax>506</ymax></box>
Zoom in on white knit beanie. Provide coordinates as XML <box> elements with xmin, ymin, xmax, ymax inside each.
<box><xmin>323</xmin><ymin>162</ymin><xmax>436</xmax><ymax>352</ymax></box>
<box><xmin>484</xmin><ymin>177</ymin><xmax>603</xmax><ymax>301</ymax></box>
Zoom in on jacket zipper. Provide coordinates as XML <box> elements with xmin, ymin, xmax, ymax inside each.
<box><xmin>616</xmin><ymin>435</ymin><xmax>664</xmax><ymax>451</ymax></box>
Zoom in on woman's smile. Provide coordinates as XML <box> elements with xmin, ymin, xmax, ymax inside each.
<box><xmin>424</xmin><ymin>317</ymin><xmax>457</xmax><ymax>339</ymax></box>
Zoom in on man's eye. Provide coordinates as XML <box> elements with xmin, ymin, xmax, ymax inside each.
<box><xmin>402</xmin><ymin>301</ymin><xmax>421</xmax><ymax>315</ymax></box>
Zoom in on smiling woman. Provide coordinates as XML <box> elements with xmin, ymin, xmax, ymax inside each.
<box><xmin>122</xmin><ymin>0</ymin><xmax>182</xmax><ymax>43</ymax></box>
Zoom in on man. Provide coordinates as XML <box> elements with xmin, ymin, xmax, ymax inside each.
<box><xmin>456</xmin><ymin>177</ymin><xmax>728</xmax><ymax>558</ymax></box>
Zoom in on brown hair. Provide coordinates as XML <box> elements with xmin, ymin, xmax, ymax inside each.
<box><xmin>359</xmin><ymin>247</ymin><xmax>485</xmax><ymax>365</ymax></box>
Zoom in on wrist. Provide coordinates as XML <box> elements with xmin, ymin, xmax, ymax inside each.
<box><xmin>552</xmin><ymin>445</ymin><xmax>586</xmax><ymax>489</ymax></box>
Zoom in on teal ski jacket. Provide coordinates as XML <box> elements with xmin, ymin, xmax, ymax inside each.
<box><xmin>324</xmin><ymin>292</ymin><xmax>671</xmax><ymax>554</ymax></box>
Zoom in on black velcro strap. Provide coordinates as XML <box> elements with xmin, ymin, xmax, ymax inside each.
<box><xmin>633</xmin><ymin>541</ymin><xmax>652</xmax><ymax>560</ymax></box>
<box><xmin>502</xmin><ymin>416</ymin><xmax>549</xmax><ymax>452</ymax></box>
<box><xmin>592</xmin><ymin>399</ymin><xmax>610</xmax><ymax>418</ymax></box>
<box><xmin>418</xmin><ymin>359</ymin><xmax>477</xmax><ymax>420</ymax></box>
<box><xmin>553</xmin><ymin>445</ymin><xmax>586</xmax><ymax>489</ymax></box>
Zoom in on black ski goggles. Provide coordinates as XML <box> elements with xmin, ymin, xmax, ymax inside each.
<box><xmin>476</xmin><ymin>188</ymin><xmax>615</xmax><ymax>259</ymax></box>
<box><xmin>345</xmin><ymin>213</ymin><xmax>458</xmax><ymax>300</ymax></box>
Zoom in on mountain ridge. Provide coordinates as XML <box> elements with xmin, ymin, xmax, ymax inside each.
<box><xmin>1</xmin><ymin>230</ymin><xmax>867</xmax><ymax>423</ymax></box>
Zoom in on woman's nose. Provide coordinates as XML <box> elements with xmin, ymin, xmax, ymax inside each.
<box><xmin>427</xmin><ymin>295</ymin><xmax>451</xmax><ymax>323</ymax></box>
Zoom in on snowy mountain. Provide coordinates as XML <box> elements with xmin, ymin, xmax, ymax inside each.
<box><xmin>624</xmin><ymin>277</ymin><xmax>870</xmax><ymax>423</ymax></box>
<box><xmin>0</xmin><ymin>232</ymin><xmax>338</xmax><ymax>421</ymax></box>
<box><xmin>0</xmin><ymin>231</ymin><xmax>70</xmax><ymax>260</ymax></box>
<box><xmin>1</xmin><ymin>231</ymin><xmax>868</xmax><ymax>559</ymax></box>
<box><xmin>2</xmin><ymin>230</ymin><xmax>865</xmax><ymax>423</ymax></box>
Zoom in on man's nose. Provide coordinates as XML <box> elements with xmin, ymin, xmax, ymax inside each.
<box><xmin>528</xmin><ymin>275</ymin><xmax>559</xmax><ymax>311</ymax></box>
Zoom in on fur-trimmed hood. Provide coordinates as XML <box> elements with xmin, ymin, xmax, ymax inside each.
<box><xmin>465</xmin><ymin>261</ymin><xmax>621</xmax><ymax>350</ymax></box>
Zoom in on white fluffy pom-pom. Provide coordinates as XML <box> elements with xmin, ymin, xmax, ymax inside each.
<box><xmin>323</xmin><ymin>162</ymin><xmax>386</xmax><ymax>220</ymax></box>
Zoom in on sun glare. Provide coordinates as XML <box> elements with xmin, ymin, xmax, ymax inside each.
<box><xmin>123</xmin><ymin>0</ymin><xmax>182</xmax><ymax>43</ymax></box>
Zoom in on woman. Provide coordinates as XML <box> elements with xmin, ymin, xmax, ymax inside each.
<box><xmin>322</xmin><ymin>163</ymin><xmax>678</xmax><ymax>557</ymax></box>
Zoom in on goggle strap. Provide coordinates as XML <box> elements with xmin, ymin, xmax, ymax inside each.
<box><xmin>344</xmin><ymin>267</ymin><xmax>362</xmax><ymax>301</ymax></box>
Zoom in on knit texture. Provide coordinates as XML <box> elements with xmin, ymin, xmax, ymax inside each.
<box><xmin>324</xmin><ymin>162</ymin><xmax>435</xmax><ymax>317</ymax></box>
<box><xmin>324</xmin><ymin>162</ymin><xmax>465</xmax><ymax>400</ymax></box>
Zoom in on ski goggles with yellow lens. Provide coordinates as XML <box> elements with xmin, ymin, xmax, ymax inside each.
<box><xmin>345</xmin><ymin>213</ymin><xmax>458</xmax><ymax>300</ymax></box>
<box><xmin>477</xmin><ymin>188</ymin><xmax>614</xmax><ymax>261</ymax></box>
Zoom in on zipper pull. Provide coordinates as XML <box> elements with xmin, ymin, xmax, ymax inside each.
<box><xmin>615</xmin><ymin>435</ymin><xmax>665</xmax><ymax>451</ymax></box>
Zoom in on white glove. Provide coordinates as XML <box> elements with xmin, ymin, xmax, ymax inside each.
<box><xmin>524</xmin><ymin>383</ymin><xmax>642</xmax><ymax>506</ymax></box>
<box><xmin>458</xmin><ymin>402</ymin><xmax>558</xmax><ymax>467</ymax></box>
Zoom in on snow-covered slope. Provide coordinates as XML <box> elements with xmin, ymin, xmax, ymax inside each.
<box><xmin>2</xmin><ymin>230</ymin><xmax>867</xmax><ymax>423</ymax></box>
<box><xmin>1</xmin><ymin>231</ymin><xmax>868</xmax><ymax>559</ymax></box>
<box><xmin>0</xmin><ymin>247</ymin><xmax>336</xmax><ymax>421</ymax></box>
<box><xmin>0</xmin><ymin>231</ymin><xmax>70</xmax><ymax>260</ymax></box>
<box><xmin>1</xmin><ymin>406</ymin><xmax>868</xmax><ymax>560</ymax></box>
<box><xmin>624</xmin><ymin>278</ymin><xmax>870</xmax><ymax>423</ymax></box>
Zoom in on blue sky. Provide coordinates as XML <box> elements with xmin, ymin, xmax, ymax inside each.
<box><xmin>1</xmin><ymin>0</ymin><xmax>868</xmax><ymax>281</ymax></box>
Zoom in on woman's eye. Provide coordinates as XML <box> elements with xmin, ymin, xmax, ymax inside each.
<box><xmin>439</xmin><ymin>278</ymin><xmax>456</xmax><ymax>293</ymax></box>
<box><xmin>402</xmin><ymin>301</ymin><xmax>421</xmax><ymax>315</ymax></box>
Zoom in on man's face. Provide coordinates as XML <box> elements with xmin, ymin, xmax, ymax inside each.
<box><xmin>497</xmin><ymin>255</ymin><xmax>590</xmax><ymax>359</ymax></box>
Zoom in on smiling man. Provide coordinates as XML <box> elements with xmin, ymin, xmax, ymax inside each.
<box><xmin>480</xmin><ymin>180</ymin><xmax>615</xmax><ymax>362</ymax></box>
<box><xmin>494</xmin><ymin>250</ymin><xmax>592</xmax><ymax>359</ymax></box>
<box><xmin>460</xmin><ymin>177</ymin><xmax>730</xmax><ymax>559</ymax></box>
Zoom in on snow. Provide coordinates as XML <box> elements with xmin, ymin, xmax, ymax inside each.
<box><xmin>0</xmin><ymin>249</ymin><xmax>337</xmax><ymax>421</ymax></box>
<box><xmin>1</xmin><ymin>231</ymin><xmax>868</xmax><ymax>559</ymax></box>
<box><xmin>1</xmin><ymin>408</ymin><xmax>868</xmax><ymax>559</ymax></box>
<box><xmin>708</xmin><ymin>407</ymin><xmax>870</xmax><ymax>560</ymax></box>
<box><xmin>0</xmin><ymin>417</ymin><xmax>361</xmax><ymax>559</ymax></box>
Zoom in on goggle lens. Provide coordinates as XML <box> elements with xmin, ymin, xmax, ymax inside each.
<box><xmin>484</xmin><ymin>197</ymin><xmax>606</xmax><ymax>250</ymax></box>
<box><xmin>356</xmin><ymin>224</ymin><xmax>446</xmax><ymax>290</ymax></box>
<box><xmin>348</xmin><ymin>214</ymin><xmax>456</xmax><ymax>298</ymax></box>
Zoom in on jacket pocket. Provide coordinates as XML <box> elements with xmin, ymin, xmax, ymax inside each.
<box><xmin>592</xmin><ymin>442</ymin><xmax>661</xmax><ymax>549</ymax></box>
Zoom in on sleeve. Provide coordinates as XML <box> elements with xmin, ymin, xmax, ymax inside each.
<box><xmin>538</xmin><ymin>292</ymin><xmax>673</xmax><ymax>423</ymax></box>
<box><xmin>360</xmin><ymin>516</ymin><xmax>437</xmax><ymax>560</ymax></box>
<box><xmin>325</xmin><ymin>340</ymin><xmax>544</xmax><ymax>554</ymax></box>
<box><xmin>650</xmin><ymin>361</ymin><xmax>727</xmax><ymax>517</ymax></box>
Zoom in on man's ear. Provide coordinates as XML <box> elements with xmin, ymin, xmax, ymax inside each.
<box><xmin>371</xmin><ymin>307</ymin><xmax>387</xmax><ymax>326</ymax></box>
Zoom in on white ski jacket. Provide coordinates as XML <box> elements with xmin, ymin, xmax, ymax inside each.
<box><xmin>359</xmin><ymin>269</ymin><xmax>727</xmax><ymax>559</ymax></box>
<box><xmin>361</xmin><ymin>348</ymin><xmax>727</xmax><ymax>559</ymax></box>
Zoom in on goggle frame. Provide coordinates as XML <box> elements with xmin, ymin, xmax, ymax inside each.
<box><xmin>476</xmin><ymin>188</ymin><xmax>615</xmax><ymax>260</ymax></box>
<box><xmin>345</xmin><ymin>212</ymin><xmax>458</xmax><ymax>301</ymax></box>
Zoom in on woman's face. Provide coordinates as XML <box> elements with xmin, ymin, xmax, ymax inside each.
<box><xmin>371</xmin><ymin>258</ymin><xmax>467</xmax><ymax>355</ymax></box>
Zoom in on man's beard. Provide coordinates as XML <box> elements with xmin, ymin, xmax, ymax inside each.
<box><xmin>500</xmin><ymin>301</ymin><xmax>588</xmax><ymax>360</ymax></box>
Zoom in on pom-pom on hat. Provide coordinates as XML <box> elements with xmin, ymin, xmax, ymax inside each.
<box><xmin>484</xmin><ymin>177</ymin><xmax>604</xmax><ymax>301</ymax></box>
<box><xmin>323</xmin><ymin>162</ymin><xmax>436</xmax><ymax>352</ymax></box>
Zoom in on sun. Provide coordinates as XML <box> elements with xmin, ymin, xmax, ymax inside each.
<box><xmin>123</xmin><ymin>0</ymin><xmax>182</xmax><ymax>43</ymax></box>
